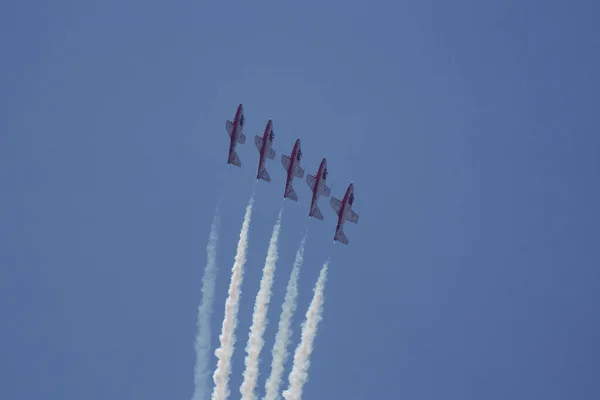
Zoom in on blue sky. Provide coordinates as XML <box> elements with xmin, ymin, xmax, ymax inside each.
<box><xmin>2</xmin><ymin>0</ymin><xmax>600</xmax><ymax>399</ymax></box>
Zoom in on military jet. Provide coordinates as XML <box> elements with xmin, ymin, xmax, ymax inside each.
<box><xmin>280</xmin><ymin>138</ymin><xmax>304</xmax><ymax>201</ymax></box>
<box><xmin>306</xmin><ymin>157</ymin><xmax>331</xmax><ymax>219</ymax></box>
<box><xmin>330</xmin><ymin>183</ymin><xmax>359</xmax><ymax>244</ymax></box>
<box><xmin>225</xmin><ymin>104</ymin><xmax>246</xmax><ymax>167</ymax></box>
<box><xmin>254</xmin><ymin>119</ymin><xmax>276</xmax><ymax>182</ymax></box>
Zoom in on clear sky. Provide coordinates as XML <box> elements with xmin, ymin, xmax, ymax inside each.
<box><xmin>2</xmin><ymin>0</ymin><xmax>600</xmax><ymax>399</ymax></box>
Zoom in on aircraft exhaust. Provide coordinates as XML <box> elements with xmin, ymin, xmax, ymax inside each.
<box><xmin>211</xmin><ymin>194</ymin><xmax>255</xmax><ymax>400</ymax></box>
<box><xmin>191</xmin><ymin>207</ymin><xmax>220</xmax><ymax>400</ymax></box>
<box><xmin>282</xmin><ymin>260</ymin><xmax>329</xmax><ymax>400</ymax></box>
<box><xmin>263</xmin><ymin>234</ymin><xmax>307</xmax><ymax>400</ymax></box>
<box><xmin>240</xmin><ymin>209</ymin><xmax>283</xmax><ymax>400</ymax></box>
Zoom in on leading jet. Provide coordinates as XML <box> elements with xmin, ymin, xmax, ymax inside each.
<box><xmin>280</xmin><ymin>138</ymin><xmax>304</xmax><ymax>201</ymax></box>
<box><xmin>225</xmin><ymin>104</ymin><xmax>246</xmax><ymax>167</ymax></box>
<box><xmin>330</xmin><ymin>183</ymin><xmax>359</xmax><ymax>244</ymax></box>
<box><xmin>254</xmin><ymin>119</ymin><xmax>276</xmax><ymax>182</ymax></box>
<box><xmin>306</xmin><ymin>157</ymin><xmax>331</xmax><ymax>219</ymax></box>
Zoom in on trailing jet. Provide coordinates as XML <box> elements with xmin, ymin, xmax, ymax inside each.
<box><xmin>330</xmin><ymin>183</ymin><xmax>359</xmax><ymax>245</ymax></box>
<box><xmin>225</xmin><ymin>104</ymin><xmax>246</xmax><ymax>167</ymax></box>
<box><xmin>306</xmin><ymin>158</ymin><xmax>331</xmax><ymax>219</ymax></box>
<box><xmin>254</xmin><ymin>119</ymin><xmax>276</xmax><ymax>182</ymax></box>
<box><xmin>280</xmin><ymin>138</ymin><xmax>304</xmax><ymax>201</ymax></box>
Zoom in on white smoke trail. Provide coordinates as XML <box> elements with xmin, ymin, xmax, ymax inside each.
<box><xmin>240</xmin><ymin>209</ymin><xmax>283</xmax><ymax>400</ymax></box>
<box><xmin>282</xmin><ymin>261</ymin><xmax>329</xmax><ymax>400</ymax></box>
<box><xmin>191</xmin><ymin>209</ymin><xmax>221</xmax><ymax>400</ymax></box>
<box><xmin>263</xmin><ymin>234</ymin><xmax>307</xmax><ymax>400</ymax></box>
<box><xmin>211</xmin><ymin>194</ymin><xmax>255</xmax><ymax>400</ymax></box>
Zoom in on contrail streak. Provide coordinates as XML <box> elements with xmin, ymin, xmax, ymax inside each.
<box><xmin>192</xmin><ymin>209</ymin><xmax>221</xmax><ymax>400</ymax></box>
<box><xmin>263</xmin><ymin>234</ymin><xmax>307</xmax><ymax>400</ymax></box>
<box><xmin>282</xmin><ymin>261</ymin><xmax>329</xmax><ymax>400</ymax></box>
<box><xmin>240</xmin><ymin>209</ymin><xmax>283</xmax><ymax>400</ymax></box>
<box><xmin>211</xmin><ymin>194</ymin><xmax>255</xmax><ymax>400</ymax></box>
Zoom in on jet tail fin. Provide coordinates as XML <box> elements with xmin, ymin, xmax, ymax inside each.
<box><xmin>258</xmin><ymin>166</ymin><xmax>271</xmax><ymax>182</ymax></box>
<box><xmin>286</xmin><ymin>184</ymin><xmax>298</xmax><ymax>201</ymax></box>
<box><xmin>310</xmin><ymin>204</ymin><xmax>324</xmax><ymax>220</ymax></box>
<box><xmin>334</xmin><ymin>225</ymin><xmax>349</xmax><ymax>245</ymax></box>
<box><xmin>228</xmin><ymin>150</ymin><xmax>241</xmax><ymax>167</ymax></box>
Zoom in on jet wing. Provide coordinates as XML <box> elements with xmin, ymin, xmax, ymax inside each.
<box><xmin>267</xmin><ymin>147</ymin><xmax>276</xmax><ymax>160</ymax></box>
<box><xmin>346</xmin><ymin>209</ymin><xmax>359</xmax><ymax>224</ymax></box>
<box><xmin>236</xmin><ymin>113</ymin><xmax>245</xmax><ymax>134</ymax></box>
<box><xmin>237</xmin><ymin>132</ymin><xmax>246</xmax><ymax>144</ymax></box>
<box><xmin>294</xmin><ymin>164</ymin><xmax>304</xmax><ymax>178</ymax></box>
<box><xmin>254</xmin><ymin>135</ymin><xmax>263</xmax><ymax>152</ymax></box>
<box><xmin>306</xmin><ymin>174</ymin><xmax>316</xmax><ymax>190</ymax></box>
<box><xmin>319</xmin><ymin>181</ymin><xmax>331</xmax><ymax>197</ymax></box>
<box><xmin>281</xmin><ymin>155</ymin><xmax>291</xmax><ymax>171</ymax></box>
<box><xmin>330</xmin><ymin>197</ymin><xmax>342</xmax><ymax>215</ymax></box>
<box><xmin>226</xmin><ymin>120</ymin><xmax>234</xmax><ymax>137</ymax></box>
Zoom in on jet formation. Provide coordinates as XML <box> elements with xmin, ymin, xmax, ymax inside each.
<box><xmin>224</xmin><ymin>103</ymin><xmax>359</xmax><ymax>245</ymax></box>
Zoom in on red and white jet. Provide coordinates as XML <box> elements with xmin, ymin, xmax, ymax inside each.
<box><xmin>254</xmin><ymin>119</ymin><xmax>276</xmax><ymax>182</ymax></box>
<box><xmin>330</xmin><ymin>183</ymin><xmax>359</xmax><ymax>245</ymax></box>
<box><xmin>280</xmin><ymin>138</ymin><xmax>304</xmax><ymax>201</ymax></box>
<box><xmin>305</xmin><ymin>157</ymin><xmax>331</xmax><ymax>219</ymax></box>
<box><xmin>225</xmin><ymin>104</ymin><xmax>246</xmax><ymax>167</ymax></box>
